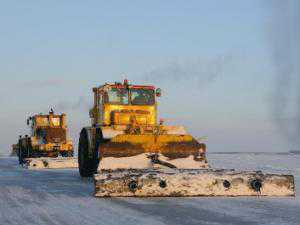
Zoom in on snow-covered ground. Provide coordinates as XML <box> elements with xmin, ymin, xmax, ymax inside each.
<box><xmin>0</xmin><ymin>153</ymin><xmax>299</xmax><ymax>225</ymax></box>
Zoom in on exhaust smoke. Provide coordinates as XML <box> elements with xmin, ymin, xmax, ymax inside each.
<box><xmin>268</xmin><ymin>0</ymin><xmax>300</xmax><ymax>148</ymax></box>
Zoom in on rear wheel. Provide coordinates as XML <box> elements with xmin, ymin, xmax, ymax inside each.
<box><xmin>18</xmin><ymin>138</ymin><xmax>31</xmax><ymax>164</ymax></box>
<box><xmin>18</xmin><ymin>145</ymin><xmax>24</xmax><ymax>164</ymax></box>
<box><xmin>78</xmin><ymin>128</ymin><xmax>99</xmax><ymax>177</ymax></box>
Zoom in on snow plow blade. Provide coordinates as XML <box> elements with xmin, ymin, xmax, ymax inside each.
<box><xmin>94</xmin><ymin>169</ymin><xmax>295</xmax><ymax>197</ymax></box>
<box><xmin>98</xmin><ymin>134</ymin><xmax>208</xmax><ymax>170</ymax></box>
<box><xmin>24</xmin><ymin>157</ymin><xmax>78</xmax><ymax>169</ymax></box>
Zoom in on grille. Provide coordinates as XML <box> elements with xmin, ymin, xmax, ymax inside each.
<box><xmin>44</xmin><ymin>128</ymin><xmax>67</xmax><ymax>143</ymax></box>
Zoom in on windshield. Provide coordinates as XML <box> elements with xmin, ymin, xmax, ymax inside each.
<box><xmin>106</xmin><ymin>88</ymin><xmax>129</xmax><ymax>104</ymax></box>
<box><xmin>131</xmin><ymin>89</ymin><xmax>155</xmax><ymax>105</ymax></box>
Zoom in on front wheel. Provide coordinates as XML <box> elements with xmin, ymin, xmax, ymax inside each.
<box><xmin>78</xmin><ymin>128</ymin><xmax>98</xmax><ymax>177</ymax></box>
<box><xmin>18</xmin><ymin>141</ymin><xmax>30</xmax><ymax>164</ymax></box>
<box><xmin>18</xmin><ymin>146</ymin><xmax>24</xmax><ymax>164</ymax></box>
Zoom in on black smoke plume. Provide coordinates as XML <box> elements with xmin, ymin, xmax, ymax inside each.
<box><xmin>142</xmin><ymin>54</ymin><xmax>235</xmax><ymax>88</ymax></box>
<box><xmin>268</xmin><ymin>0</ymin><xmax>300</xmax><ymax>148</ymax></box>
<box><xmin>53</xmin><ymin>96</ymin><xmax>91</xmax><ymax>112</ymax></box>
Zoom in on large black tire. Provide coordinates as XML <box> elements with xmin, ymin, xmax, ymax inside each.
<box><xmin>18</xmin><ymin>138</ymin><xmax>31</xmax><ymax>164</ymax></box>
<box><xmin>78</xmin><ymin>128</ymin><xmax>99</xmax><ymax>177</ymax></box>
<box><xmin>18</xmin><ymin>143</ymin><xmax>24</xmax><ymax>164</ymax></box>
<box><xmin>94</xmin><ymin>128</ymin><xmax>102</xmax><ymax>165</ymax></box>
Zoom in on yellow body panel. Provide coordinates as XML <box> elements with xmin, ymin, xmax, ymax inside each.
<box><xmin>102</xmin><ymin>104</ymin><xmax>156</xmax><ymax>126</ymax></box>
<box><xmin>107</xmin><ymin>134</ymin><xmax>196</xmax><ymax>154</ymax></box>
<box><xmin>111</xmin><ymin>134</ymin><xmax>193</xmax><ymax>143</ymax></box>
<box><xmin>32</xmin><ymin>142</ymin><xmax>73</xmax><ymax>151</ymax></box>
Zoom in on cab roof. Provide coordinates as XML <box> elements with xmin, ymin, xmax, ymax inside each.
<box><xmin>94</xmin><ymin>80</ymin><xmax>155</xmax><ymax>91</ymax></box>
<box><xmin>31</xmin><ymin>110</ymin><xmax>65</xmax><ymax>119</ymax></box>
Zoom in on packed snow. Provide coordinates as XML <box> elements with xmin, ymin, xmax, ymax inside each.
<box><xmin>0</xmin><ymin>153</ymin><xmax>299</xmax><ymax>225</ymax></box>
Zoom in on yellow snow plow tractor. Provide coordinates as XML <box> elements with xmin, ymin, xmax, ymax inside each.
<box><xmin>79</xmin><ymin>80</ymin><xmax>295</xmax><ymax>197</ymax></box>
<box><xmin>17</xmin><ymin>110</ymin><xmax>77</xmax><ymax>169</ymax></box>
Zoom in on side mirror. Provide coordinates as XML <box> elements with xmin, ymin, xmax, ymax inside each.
<box><xmin>27</xmin><ymin>119</ymin><xmax>30</xmax><ymax>126</ymax></box>
<box><xmin>156</xmin><ymin>88</ymin><xmax>162</xmax><ymax>97</ymax></box>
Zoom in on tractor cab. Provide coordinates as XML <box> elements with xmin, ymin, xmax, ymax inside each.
<box><xmin>90</xmin><ymin>80</ymin><xmax>161</xmax><ymax>127</ymax></box>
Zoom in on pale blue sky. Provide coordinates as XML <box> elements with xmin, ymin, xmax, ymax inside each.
<box><xmin>0</xmin><ymin>1</ymin><xmax>299</xmax><ymax>154</ymax></box>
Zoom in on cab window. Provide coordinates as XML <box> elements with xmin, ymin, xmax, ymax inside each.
<box><xmin>131</xmin><ymin>89</ymin><xmax>155</xmax><ymax>105</ymax></box>
<box><xmin>106</xmin><ymin>88</ymin><xmax>129</xmax><ymax>104</ymax></box>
